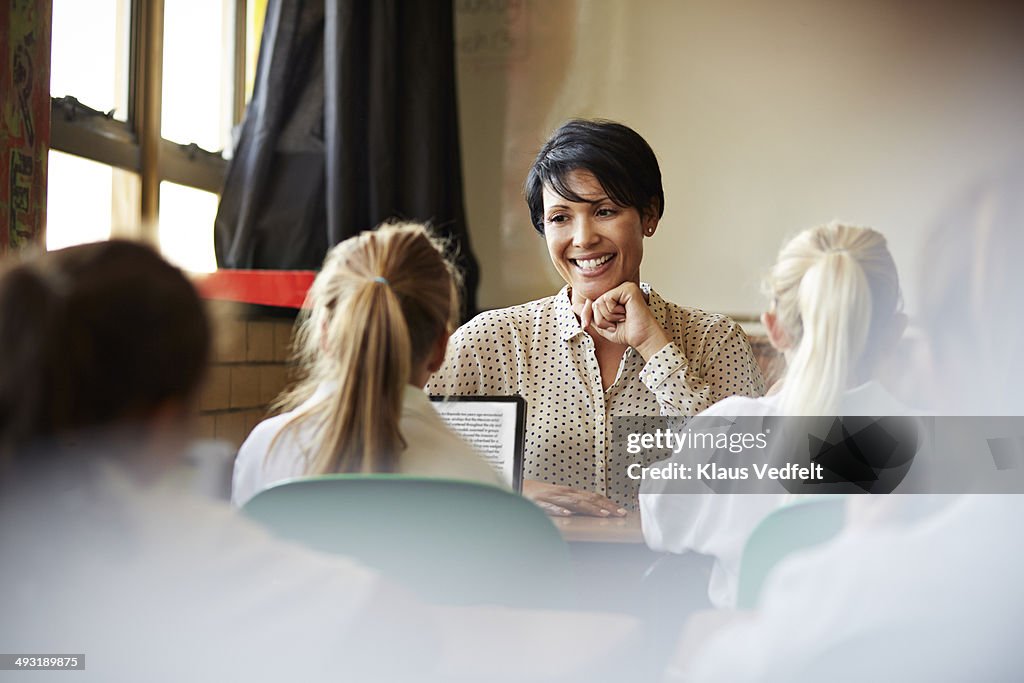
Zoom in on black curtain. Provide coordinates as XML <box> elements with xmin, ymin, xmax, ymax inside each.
<box><xmin>214</xmin><ymin>0</ymin><xmax>479</xmax><ymax>317</ymax></box>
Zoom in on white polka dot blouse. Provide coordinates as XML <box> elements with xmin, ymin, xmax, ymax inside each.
<box><xmin>426</xmin><ymin>283</ymin><xmax>765</xmax><ymax>508</ymax></box>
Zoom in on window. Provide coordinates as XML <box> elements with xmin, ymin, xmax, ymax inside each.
<box><xmin>48</xmin><ymin>0</ymin><xmax>264</xmax><ymax>272</ymax></box>
<box><xmin>49</xmin><ymin>0</ymin><xmax>130</xmax><ymax>122</ymax></box>
<box><xmin>158</xmin><ymin>181</ymin><xmax>220</xmax><ymax>273</ymax></box>
<box><xmin>161</xmin><ymin>0</ymin><xmax>235</xmax><ymax>153</ymax></box>
<box><xmin>46</xmin><ymin>151</ymin><xmax>114</xmax><ymax>250</ymax></box>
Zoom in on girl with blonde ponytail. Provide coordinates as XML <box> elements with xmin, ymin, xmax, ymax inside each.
<box><xmin>641</xmin><ymin>221</ymin><xmax>908</xmax><ymax>608</ymax></box>
<box><xmin>232</xmin><ymin>222</ymin><xmax>500</xmax><ymax>506</ymax></box>
<box><xmin>762</xmin><ymin>221</ymin><xmax>904</xmax><ymax>415</ymax></box>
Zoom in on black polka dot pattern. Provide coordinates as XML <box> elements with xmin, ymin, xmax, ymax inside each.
<box><xmin>426</xmin><ymin>284</ymin><xmax>765</xmax><ymax>508</ymax></box>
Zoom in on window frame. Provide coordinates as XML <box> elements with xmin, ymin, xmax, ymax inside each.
<box><xmin>49</xmin><ymin>0</ymin><xmax>247</xmax><ymax>243</ymax></box>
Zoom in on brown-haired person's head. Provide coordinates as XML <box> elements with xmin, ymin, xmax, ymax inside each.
<box><xmin>0</xmin><ymin>240</ymin><xmax>210</xmax><ymax>474</ymax></box>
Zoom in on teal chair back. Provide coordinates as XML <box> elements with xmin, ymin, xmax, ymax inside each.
<box><xmin>242</xmin><ymin>475</ymin><xmax>574</xmax><ymax>607</ymax></box>
<box><xmin>736</xmin><ymin>497</ymin><xmax>846</xmax><ymax>609</ymax></box>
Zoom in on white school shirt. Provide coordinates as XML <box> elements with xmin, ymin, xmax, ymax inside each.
<box><xmin>683</xmin><ymin>495</ymin><xmax>1024</xmax><ymax>682</ymax></box>
<box><xmin>232</xmin><ymin>384</ymin><xmax>502</xmax><ymax>506</ymax></box>
<box><xmin>0</xmin><ymin>457</ymin><xmax>380</xmax><ymax>683</ymax></box>
<box><xmin>640</xmin><ymin>381</ymin><xmax>912</xmax><ymax>607</ymax></box>
<box><xmin>426</xmin><ymin>283</ymin><xmax>764</xmax><ymax>508</ymax></box>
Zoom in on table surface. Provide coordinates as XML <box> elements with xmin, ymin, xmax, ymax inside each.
<box><xmin>552</xmin><ymin>511</ymin><xmax>645</xmax><ymax>544</ymax></box>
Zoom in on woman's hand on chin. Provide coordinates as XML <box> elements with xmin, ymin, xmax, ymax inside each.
<box><xmin>579</xmin><ymin>282</ymin><xmax>670</xmax><ymax>360</ymax></box>
<box><xmin>522</xmin><ymin>480</ymin><xmax>627</xmax><ymax>517</ymax></box>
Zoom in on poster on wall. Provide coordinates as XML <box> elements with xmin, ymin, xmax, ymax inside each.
<box><xmin>0</xmin><ymin>0</ymin><xmax>51</xmax><ymax>254</ymax></box>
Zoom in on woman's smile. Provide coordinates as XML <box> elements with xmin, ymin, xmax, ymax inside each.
<box><xmin>571</xmin><ymin>253</ymin><xmax>615</xmax><ymax>274</ymax></box>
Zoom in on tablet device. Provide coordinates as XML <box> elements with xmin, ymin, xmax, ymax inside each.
<box><xmin>429</xmin><ymin>395</ymin><xmax>526</xmax><ymax>492</ymax></box>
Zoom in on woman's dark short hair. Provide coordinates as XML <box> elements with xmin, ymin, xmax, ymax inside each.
<box><xmin>525</xmin><ymin>119</ymin><xmax>665</xmax><ymax>234</ymax></box>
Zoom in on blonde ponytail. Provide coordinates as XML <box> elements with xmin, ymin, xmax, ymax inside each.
<box><xmin>767</xmin><ymin>223</ymin><xmax>900</xmax><ymax>415</ymax></box>
<box><xmin>269</xmin><ymin>223</ymin><xmax>459</xmax><ymax>474</ymax></box>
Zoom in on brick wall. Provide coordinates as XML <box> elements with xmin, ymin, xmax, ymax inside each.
<box><xmin>197</xmin><ymin>303</ymin><xmax>297</xmax><ymax>448</ymax></box>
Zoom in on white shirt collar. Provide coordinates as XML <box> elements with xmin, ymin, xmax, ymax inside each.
<box><xmin>401</xmin><ymin>384</ymin><xmax>435</xmax><ymax>418</ymax></box>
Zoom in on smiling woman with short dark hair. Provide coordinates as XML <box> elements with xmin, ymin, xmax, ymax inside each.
<box><xmin>428</xmin><ymin>119</ymin><xmax>764</xmax><ymax>516</ymax></box>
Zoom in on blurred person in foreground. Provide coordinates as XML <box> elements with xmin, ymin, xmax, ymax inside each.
<box><xmin>0</xmin><ymin>241</ymin><xmax>403</xmax><ymax>681</ymax></box>
<box><xmin>672</xmin><ymin>162</ymin><xmax>1024</xmax><ymax>681</ymax></box>
<box><xmin>0</xmin><ymin>240</ymin><xmax>642</xmax><ymax>683</ymax></box>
